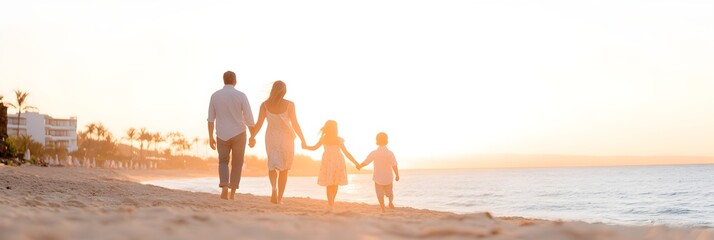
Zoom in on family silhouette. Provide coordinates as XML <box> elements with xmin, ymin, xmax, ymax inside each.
<box><xmin>207</xmin><ymin>71</ymin><xmax>400</xmax><ymax>211</ymax></box>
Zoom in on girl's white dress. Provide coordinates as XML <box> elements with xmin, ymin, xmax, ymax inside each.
<box><xmin>317</xmin><ymin>138</ymin><xmax>348</xmax><ymax>186</ymax></box>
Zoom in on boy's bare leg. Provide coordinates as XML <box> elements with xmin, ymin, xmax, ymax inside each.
<box><xmin>376</xmin><ymin>184</ymin><xmax>386</xmax><ymax>212</ymax></box>
<box><xmin>378</xmin><ymin>196</ymin><xmax>386</xmax><ymax>213</ymax></box>
<box><xmin>387</xmin><ymin>184</ymin><xmax>395</xmax><ymax>209</ymax></box>
<box><xmin>220</xmin><ymin>186</ymin><xmax>228</xmax><ymax>199</ymax></box>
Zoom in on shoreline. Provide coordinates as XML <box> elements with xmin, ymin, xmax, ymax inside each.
<box><xmin>1</xmin><ymin>165</ymin><xmax>712</xmax><ymax>239</ymax></box>
<box><xmin>118</xmin><ymin>167</ymin><xmax>374</xmax><ymax>182</ymax></box>
<box><xmin>140</xmin><ymin>174</ymin><xmax>713</xmax><ymax>230</ymax></box>
<box><xmin>119</xmin><ymin>168</ymin><xmax>217</xmax><ymax>182</ymax></box>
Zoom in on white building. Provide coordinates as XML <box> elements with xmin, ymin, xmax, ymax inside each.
<box><xmin>7</xmin><ymin>112</ymin><xmax>78</xmax><ymax>152</ymax></box>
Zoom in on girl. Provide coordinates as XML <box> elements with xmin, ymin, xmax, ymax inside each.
<box><xmin>303</xmin><ymin>120</ymin><xmax>360</xmax><ymax>207</ymax></box>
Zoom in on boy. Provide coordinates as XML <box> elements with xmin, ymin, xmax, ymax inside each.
<box><xmin>358</xmin><ymin>132</ymin><xmax>400</xmax><ymax>212</ymax></box>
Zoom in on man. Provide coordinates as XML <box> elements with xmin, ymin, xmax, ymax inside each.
<box><xmin>208</xmin><ymin>71</ymin><xmax>256</xmax><ymax>200</ymax></box>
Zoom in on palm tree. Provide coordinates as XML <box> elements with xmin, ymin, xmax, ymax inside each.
<box><xmin>96</xmin><ymin>123</ymin><xmax>107</xmax><ymax>141</ymax></box>
<box><xmin>183</xmin><ymin>140</ymin><xmax>192</xmax><ymax>156</ymax></box>
<box><xmin>83</xmin><ymin>123</ymin><xmax>98</xmax><ymax>157</ymax></box>
<box><xmin>152</xmin><ymin>132</ymin><xmax>165</xmax><ymax>158</ymax></box>
<box><xmin>124</xmin><ymin>128</ymin><xmax>137</xmax><ymax>159</ymax></box>
<box><xmin>202</xmin><ymin>138</ymin><xmax>210</xmax><ymax>156</ymax></box>
<box><xmin>77</xmin><ymin>131</ymin><xmax>89</xmax><ymax>149</ymax></box>
<box><xmin>86</xmin><ymin>123</ymin><xmax>97</xmax><ymax>141</ymax></box>
<box><xmin>192</xmin><ymin>137</ymin><xmax>199</xmax><ymax>157</ymax></box>
<box><xmin>100</xmin><ymin>133</ymin><xmax>117</xmax><ymax>158</ymax></box>
<box><xmin>138</xmin><ymin>128</ymin><xmax>151</xmax><ymax>161</ymax></box>
<box><xmin>145</xmin><ymin>134</ymin><xmax>154</xmax><ymax>158</ymax></box>
<box><xmin>6</xmin><ymin>90</ymin><xmax>37</xmax><ymax>136</ymax></box>
<box><xmin>170</xmin><ymin>132</ymin><xmax>188</xmax><ymax>156</ymax></box>
<box><xmin>175</xmin><ymin>138</ymin><xmax>191</xmax><ymax>156</ymax></box>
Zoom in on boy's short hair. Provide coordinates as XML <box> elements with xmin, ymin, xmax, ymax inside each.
<box><xmin>376</xmin><ymin>132</ymin><xmax>388</xmax><ymax>146</ymax></box>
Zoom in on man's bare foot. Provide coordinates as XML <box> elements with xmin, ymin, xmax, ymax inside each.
<box><xmin>229</xmin><ymin>188</ymin><xmax>237</xmax><ymax>200</ymax></box>
<box><xmin>388</xmin><ymin>202</ymin><xmax>394</xmax><ymax>209</ymax></box>
<box><xmin>381</xmin><ymin>208</ymin><xmax>386</xmax><ymax>213</ymax></box>
<box><xmin>220</xmin><ymin>187</ymin><xmax>228</xmax><ymax>200</ymax></box>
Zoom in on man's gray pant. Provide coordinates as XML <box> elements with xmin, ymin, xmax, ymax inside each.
<box><xmin>217</xmin><ymin>132</ymin><xmax>246</xmax><ymax>189</ymax></box>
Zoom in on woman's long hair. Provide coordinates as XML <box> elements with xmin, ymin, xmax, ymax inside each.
<box><xmin>320</xmin><ymin>120</ymin><xmax>339</xmax><ymax>143</ymax></box>
<box><xmin>266</xmin><ymin>80</ymin><xmax>287</xmax><ymax>109</ymax></box>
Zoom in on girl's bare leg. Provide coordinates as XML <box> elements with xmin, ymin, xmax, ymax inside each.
<box><xmin>326</xmin><ymin>186</ymin><xmax>338</xmax><ymax>206</ymax></box>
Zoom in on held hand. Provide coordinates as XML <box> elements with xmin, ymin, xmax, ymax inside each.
<box><xmin>395</xmin><ymin>175</ymin><xmax>400</xmax><ymax>181</ymax></box>
<box><xmin>248</xmin><ymin>137</ymin><xmax>256</xmax><ymax>148</ymax></box>
<box><xmin>209</xmin><ymin>138</ymin><xmax>217</xmax><ymax>150</ymax></box>
<box><xmin>301</xmin><ymin>141</ymin><xmax>307</xmax><ymax>149</ymax></box>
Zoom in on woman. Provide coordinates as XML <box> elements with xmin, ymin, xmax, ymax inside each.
<box><xmin>250</xmin><ymin>81</ymin><xmax>306</xmax><ymax>204</ymax></box>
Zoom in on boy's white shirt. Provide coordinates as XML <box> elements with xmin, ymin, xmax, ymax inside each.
<box><xmin>364</xmin><ymin>146</ymin><xmax>397</xmax><ymax>185</ymax></box>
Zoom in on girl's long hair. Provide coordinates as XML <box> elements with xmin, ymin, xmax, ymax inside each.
<box><xmin>266</xmin><ymin>80</ymin><xmax>287</xmax><ymax>109</ymax></box>
<box><xmin>320</xmin><ymin>120</ymin><xmax>339</xmax><ymax>143</ymax></box>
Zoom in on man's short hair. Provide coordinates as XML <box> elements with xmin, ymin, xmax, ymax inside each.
<box><xmin>223</xmin><ymin>71</ymin><xmax>236</xmax><ymax>84</ymax></box>
<box><xmin>376</xmin><ymin>132</ymin><xmax>388</xmax><ymax>146</ymax></box>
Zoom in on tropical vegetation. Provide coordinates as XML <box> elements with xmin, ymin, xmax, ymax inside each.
<box><xmin>6</xmin><ymin>90</ymin><xmax>37</xmax><ymax>136</ymax></box>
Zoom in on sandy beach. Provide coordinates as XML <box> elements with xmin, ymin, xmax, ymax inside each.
<box><xmin>0</xmin><ymin>165</ymin><xmax>712</xmax><ymax>240</ymax></box>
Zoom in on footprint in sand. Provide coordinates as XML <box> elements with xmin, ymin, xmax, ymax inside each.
<box><xmin>24</xmin><ymin>199</ymin><xmax>46</xmax><ymax>207</ymax></box>
<box><xmin>191</xmin><ymin>215</ymin><xmax>210</xmax><ymax>222</ymax></box>
<box><xmin>122</xmin><ymin>198</ymin><xmax>140</xmax><ymax>207</ymax></box>
<box><xmin>64</xmin><ymin>200</ymin><xmax>88</xmax><ymax>208</ymax></box>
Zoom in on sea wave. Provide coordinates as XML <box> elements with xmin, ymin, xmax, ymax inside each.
<box><xmin>146</xmin><ymin>165</ymin><xmax>714</xmax><ymax>228</ymax></box>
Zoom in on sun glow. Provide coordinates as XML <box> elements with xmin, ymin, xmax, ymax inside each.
<box><xmin>2</xmin><ymin>0</ymin><xmax>714</xmax><ymax>168</ymax></box>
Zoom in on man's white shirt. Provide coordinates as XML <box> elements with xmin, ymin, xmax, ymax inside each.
<box><xmin>207</xmin><ymin>85</ymin><xmax>255</xmax><ymax>141</ymax></box>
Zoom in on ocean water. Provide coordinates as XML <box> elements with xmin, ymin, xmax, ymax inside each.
<box><xmin>144</xmin><ymin>164</ymin><xmax>714</xmax><ymax>227</ymax></box>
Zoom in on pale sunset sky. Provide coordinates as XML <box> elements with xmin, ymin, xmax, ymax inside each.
<box><xmin>1</xmin><ymin>0</ymin><xmax>713</xmax><ymax>169</ymax></box>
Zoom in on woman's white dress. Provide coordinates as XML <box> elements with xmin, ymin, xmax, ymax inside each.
<box><xmin>265</xmin><ymin>109</ymin><xmax>295</xmax><ymax>171</ymax></box>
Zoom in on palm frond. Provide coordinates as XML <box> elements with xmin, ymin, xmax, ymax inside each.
<box><xmin>23</xmin><ymin>105</ymin><xmax>37</xmax><ymax>111</ymax></box>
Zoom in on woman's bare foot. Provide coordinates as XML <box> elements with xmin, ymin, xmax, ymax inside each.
<box><xmin>270</xmin><ymin>190</ymin><xmax>278</xmax><ymax>204</ymax></box>
<box><xmin>388</xmin><ymin>202</ymin><xmax>394</xmax><ymax>209</ymax></box>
